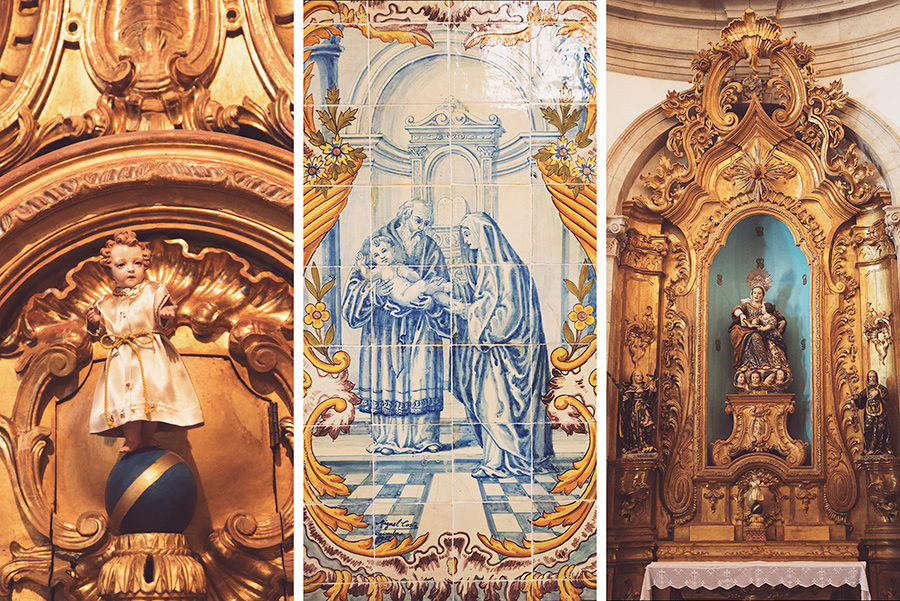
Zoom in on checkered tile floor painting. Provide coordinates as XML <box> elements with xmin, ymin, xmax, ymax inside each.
<box><xmin>326</xmin><ymin>460</ymin><xmax>581</xmax><ymax>545</ymax></box>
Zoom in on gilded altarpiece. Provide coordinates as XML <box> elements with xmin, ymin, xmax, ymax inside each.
<box><xmin>0</xmin><ymin>1</ymin><xmax>294</xmax><ymax>600</ymax></box>
<box><xmin>609</xmin><ymin>10</ymin><xmax>900</xmax><ymax>600</ymax></box>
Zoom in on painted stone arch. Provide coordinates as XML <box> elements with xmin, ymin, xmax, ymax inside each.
<box><xmin>0</xmin><ymin>131</ymin><xmax>294</xmax><ymax>598</ymax></box>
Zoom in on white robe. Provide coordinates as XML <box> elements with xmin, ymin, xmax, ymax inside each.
<box><xmin>88</xmin><ymin>280</ymin><xmax>204</xmax><ymax>436</ymax></box>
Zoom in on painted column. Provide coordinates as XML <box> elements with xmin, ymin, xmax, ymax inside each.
<box><xmin>306</xmin><ymin>34</ymin><xmax>344</xmax><ymax>345</ymax></box>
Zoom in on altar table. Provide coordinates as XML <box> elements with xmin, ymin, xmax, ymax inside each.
<box><xmin>640</xmin><ymin>561</ymin><xmax>870</xmax><ymax>600</ymax></box>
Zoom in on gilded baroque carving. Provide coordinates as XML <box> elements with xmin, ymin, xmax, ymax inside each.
<box><xmin>659</xmin><ymin>235</ymin><xmax>695</xmax><ymax>526</ymax></box>
<box><xmin>693</xmin><ymin>192</ymin><xmax>826</xmax><ymax>253</ymax></box>
<box><xmin>852</xmin><ymin>222</ymin><xmax>895</xmax><ymax>264</ymax></box>
<box><xmin>655</xmin><ymin>541</ymin><xmax>860</xmax><ymax>561</ymax></box>
<box><xmin>864</xmin><ymin>303</ymin><xmax>893</xmax><ymax>366</ymax></box>
<box><xmin>633</xmin><ymin>9</ymin><xmax>881</xmax><ymax>217</ymax></box>
<box><xmin>0</xmin><ymin>239</ymin><xmax>293</xmax><ymax>599</ymax></box>
<box><xmin>623</xmin><ymin>306</ymin><xmax>655</xmax><ymax>367</ymax></box>
<box><xmin>711</xmin><ymin>395</ymin><xmax>807</xmax><ymax>467</ymax></box>
<box><xmin>867</xmin><ymin>473</ymin><xmax>899</xmax><ymax>523</ymax></box>
<box><xmin>621</xmin><ymin>229</ymin><xmax>667</xmax><ymax>273</ymax></box>
<box><xmin>703</xmin><ymin>484</ymin><xmax>725</xmax><ymax>514</ymax></box>
<box><xmin>0</xmin><ymin>0</ymin><xmax>292</xmax><ymax>176</ymax></box>
<box><xmin>619</xmin><ymin>470</ymin><xmax>651</xmax><ymax>524</ymax></box>
<box><xmin>733</xmin><ymin>469</ymin><xmax>783</xmax><ymax>530</ymax></box>
<box><xmin>722</xmin><ymin>141</ymin><xmax>797</xmax><ymax>200</ymax></box>
<box><xmin>796</xmin><ymin>482</ymin><xmax>817</xmax><ymax>514</ymax></box>
<box><xmin>0</xmin><ymin>158</ymin><xmax>291</xmax><ymax>240</ymax></box>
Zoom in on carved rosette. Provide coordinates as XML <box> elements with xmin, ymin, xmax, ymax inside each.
<box><xmin>0</xmin><ymin>239</ymin><xmax>293</xmax><ymax>600</ymax></box>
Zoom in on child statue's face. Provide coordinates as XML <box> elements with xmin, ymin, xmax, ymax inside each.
<box><xmin>109</xmin><ymin>244</ymin><xmax>146</xmax><ymax>288</ymax></box>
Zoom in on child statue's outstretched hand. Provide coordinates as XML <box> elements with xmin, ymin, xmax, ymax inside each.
<box><xmin>159</xmin><ymin>305</ymin><xmax>176</xmax><ymax>322</ymax></box>
<box><xmin>86</xmin><ymin>303</ymin><xmax>101</xmax><ymax>328</ymax></box>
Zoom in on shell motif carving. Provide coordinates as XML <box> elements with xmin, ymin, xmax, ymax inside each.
<box><xmin>82</xmin><ymin>0</ymin><xmax>223</xmax><ymax>129</ymax></box>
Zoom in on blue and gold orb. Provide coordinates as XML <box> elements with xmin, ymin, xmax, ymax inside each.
<box><xmin>105</xmin><ymin>448</ymin><xmax>198</xmax><ymax>534</ymax></box>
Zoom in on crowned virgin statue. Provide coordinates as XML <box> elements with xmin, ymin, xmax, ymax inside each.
<box><xmin>729</xmin><ymin>264</ymin><xmax>792</xmax><ymax>393</ymax></box>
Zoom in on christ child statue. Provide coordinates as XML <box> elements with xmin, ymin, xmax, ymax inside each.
<box><xmin>85</xmin><ymin>230</ymin><xmax>204</xmax><ymax>453</ymax></box>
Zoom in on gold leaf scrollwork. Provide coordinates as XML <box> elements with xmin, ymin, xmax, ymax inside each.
<box><xmin>867</xmin><ymin>472</ymin><xmax>899</xmax><ymax>523</ymax></box>
<box><xmin>703</xmin><ymin>484</ymin><xmax>725</xmax><ymax>514</ymax></box>
<box><xmin>623</xmin><ymin>306</ymin><xmax>655</xmax><ymax>368</ymax></box>
<box><xmin>796</xmin><ymin>482</ymin><xmax>817</xmax><ymax>514</ymax></box>
<box><xmin>619</xmin><ymin>471</ymin><xmax>651</xmax><ymax>524</ymax></box>
<box><xmin>863</xmin><ymin>303</ymin><xmax>892</xmax><ymax>366</ymax></box>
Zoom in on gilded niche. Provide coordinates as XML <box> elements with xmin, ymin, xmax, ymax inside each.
<box><xmin>0</xmin><ymin>239</ymin><xmax>293</xmax><ymax>600</ymax></box>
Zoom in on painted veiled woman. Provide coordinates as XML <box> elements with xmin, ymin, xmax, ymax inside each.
<box><xmin>451</xmin><ymin>212</ymin><xmax>554</xmax><ymax>478</ymax></box>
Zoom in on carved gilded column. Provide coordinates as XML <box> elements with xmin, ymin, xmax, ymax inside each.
<box><xmin>852</xmin><ymin>211</ymin><xmax>898</xmax><ymax>379</ymax></box>
<box><xmin>609</xmin><ymin>224</ymin><xmax>665</xmax><ymax>601</ymax></box>
<box><xmin>606</xmin><ymin>215</ymin><xmax>627</xmax><ymax>333</ymax></box>
<box><xmin>853</xmin><ymin>209</ymin><xmax>900</xmax><ymax>599</ymax></box>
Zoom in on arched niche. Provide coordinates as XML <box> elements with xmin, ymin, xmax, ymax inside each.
<box><xmin>706</xmin><ymin>214</ymin><xmax>812</xmax><ymax>451</ymax></box>
<box><xmin>694</xmin><ymin>202</ymin><xmax>824</xmax><ymax>476</ymax></box>
<box><xmin>0</xmin><ymin>130</ymin><xmax>293</xmax><ymax>594</ymax></box>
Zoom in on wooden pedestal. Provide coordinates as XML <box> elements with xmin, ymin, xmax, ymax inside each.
<box><xmin>711</xmin><ymin>393</ymin><xmax>807</xmax><ymax>466</ymax></box>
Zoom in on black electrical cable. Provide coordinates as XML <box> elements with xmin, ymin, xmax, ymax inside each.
<box><xmin>268</xmin><ymin>401</ymin><xmax>290</xmax><ymax>600</ymax></box>
<box><xmin>49</xmin><ymin>397</ymin><xmax>57</xmax><ymax>600</ymax></box>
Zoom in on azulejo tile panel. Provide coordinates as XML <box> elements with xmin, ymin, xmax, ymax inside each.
<box><xmin>303</xmin><ymin>2</ymin><xmax>597</xmax><ymax>598</ymax></box>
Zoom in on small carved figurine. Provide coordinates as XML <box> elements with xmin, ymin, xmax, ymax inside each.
<box><xmin>852</xmin><ymin>370</ymin><xmax>893</xmax><ymax>456</ymax></box>
<box><xmin>618</xmin><ymin>370</ymin><xmax>657</xmax><ymax>454</ymax></box>
<box><xmin>86</xmin><ymin>230</ymin><xmax>204</xmax><ymax>453</ymax></box>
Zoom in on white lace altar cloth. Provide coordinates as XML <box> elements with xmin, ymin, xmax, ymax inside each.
<box><xmin>640</xmin><ymin>561</ymin><xmax>870</xmax><ymax>600</ymax></box>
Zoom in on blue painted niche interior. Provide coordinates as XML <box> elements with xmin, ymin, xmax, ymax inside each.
<box><xmin>707</xmin><ymin>214</ymin><xmax>812</xmax><ymax>453</ymax></box>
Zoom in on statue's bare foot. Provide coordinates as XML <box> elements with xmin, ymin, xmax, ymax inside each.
<box><xmin>119</xmin><ymin>440</ymin><xmax>140</xmax><ymax>454</ymax></box>
<box><xmin>146</xmin><ymin>437</ymin><xmax>161</xmax><ymax>449</ymax></box>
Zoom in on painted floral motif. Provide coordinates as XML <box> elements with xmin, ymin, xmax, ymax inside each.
<box><xmin>570</xmin><ymin>303</ymin><xmax>595</xmax><ymax>331</ymax></box>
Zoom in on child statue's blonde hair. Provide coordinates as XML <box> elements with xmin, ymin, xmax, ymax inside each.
<box><xmin>99</xmin><ymin>230</ymin><xmax>151</xmax><ymax>268</ymax></box>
